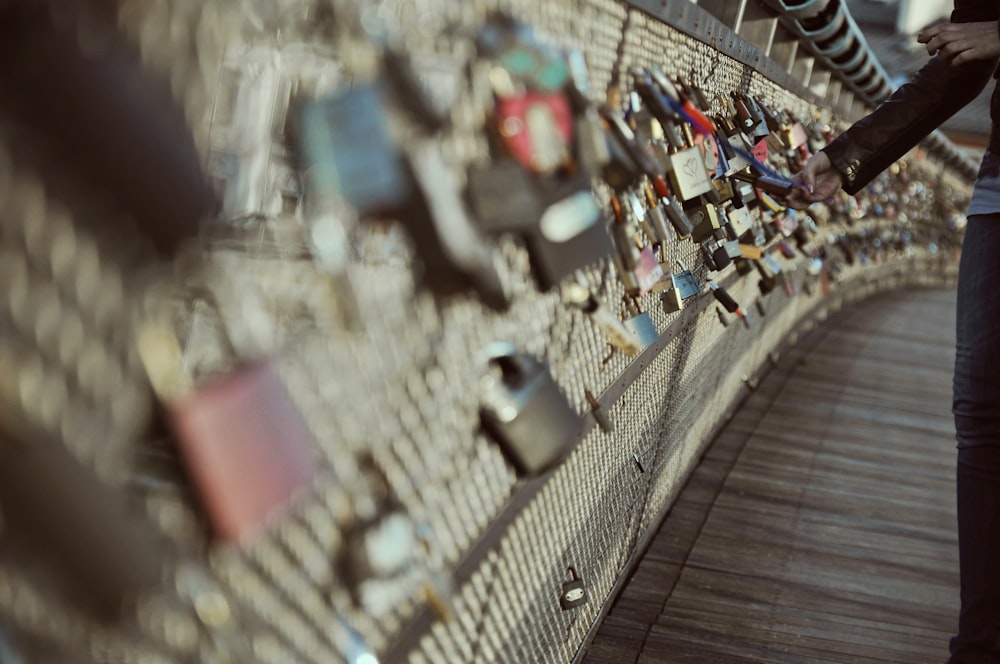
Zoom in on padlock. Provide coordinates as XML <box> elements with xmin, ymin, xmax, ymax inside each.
<box><xmin>642</xmin><ymin>182</ymin><xmax>674</xmax><ymax>246</ymax></box>
<box><xmin>602</xmin><ymin>109</ymin><xmax>661</xmax><ymax>180</ymax></box>
<box><xmin>138</xmin><ymin>296</ymin><xmax>318</xmax><ymax>544</ymax></box>
<box><xmin>709</xmin><ymin>281</ymin><xmax>753</xmax><ymax>329</ymax></box>
<box><xmin>466</xmin><ymin>159</ymin><xmax>544</xmax><ymax>234</ymax></box>
<box><xmin>343</xmin><ymin>507</ymin><xmax>424</xmax><ymax>614</ymax></box>
<box><xmin>297</xmin><ymin>82</ymin><xmax>412</xmax><ymax>218</ymax></box>
<box><xmin>672</xmin><ymin>261</ymin><xmax>701</xmax><ymax>299</ymax></box>
<box><xmin>714</xmin><ymin>97</ymin><xmax>740</xmax><ymax>137</ymax></box>
<box><xmin>687</xmin><ymin>199</ymin><xmax>722</xmax><ymax>243</ymax></box>
<box><xmin>525</xmin><ymin>175</ymin><xmax>613</xmax><ymax>290</ymax></box>
<box><xmin>732</xmin><ymin>93</ymin><xmax>758</xmax><ymax>133</ymax></box>
<box><xmin>626</xmin><ymin>191</ymin><xmax>656</xmax><ymax>247</ymax></box>
<box><xmin>756</xmin><ymin>253</ymin><xmax>784</xmax><ymax>281</ymax></box>
<box><xmin>495</xmin><ymin>92</ymin><xmax>574</xmax><ymax>174</ymax></box>
<box><xmin>647</xmin><ymin>67</ymin><xmax>716</xmax><ymax>136</ymax></box>
<box><xmin>700</xmin><ymin>242</ymin><xmax>719</xmax><ymax>272</ymax></box>
<box><xmin>344</xmin><ymin>510</ymin><xmax>418</xmax><ymax>583</ymax></box>
<box><xmin>759</xmin><ymin>274</ymin><xmax>777</xmax><ymax>295</ymax></box>
<box><xmin>575</xmin><ymin>106</ymin><xmax>613</xmax><ymax>175</ymax></box>
<box><xmin>479</xmin><ymin>343</ymin><xmax>581</xmax><ymax>476</ymax></box>
<box><xmin>709</xmin><ymin>280</ymin><xmax>740</xmax><ymax>315</ymax></box>
<box><xmin>740</xmin><ymin>244</ymin><xmax>764</xmax><ymax>261</ymax></box>
<box><xmin>667</xmin><ymin>143</ymin><xmax>713</xmax><ymax>202</ymax></box>
<box><xmin>560</xmin><ymin>567</ymin><xmax>588</xmax><ymax>610</ymax></box>
<box><xmin>708</xmin><ymin>176</ymin><xmax>735</xmax><ymax>205</ymax></box>
<box><xmin>727</xmin><ymin>205</ymin><xmax>754</xmax><ymax>238</ymax></box>
<box><xmin>661</xmin><ymin>278</ymin><xmax>684</xmax><ymax>313</ymax></box>
<box><xmin>734</xmin><ymin>257</ymin><xmax>754</xmax><ymax>277</ymax></box>
<box><xmin>610</xmin><ymin>194</ymin><xmax>642</xmax><ymax>294</ymax></box>
<box><xmin>651</xmin><ymin>176</ymin><xmax>695</xmax><ymax>240</ymax></box>
<box><xmin>709</xmin><ymin>239</ymin><xmax>732</xmax><ymax>271</ymax></box>
<box><xmin>634</xmin><ymin>245</ymin><xmax>665</xmax><ymax>295</ymax></box>
<box><xmin>722</xmin><ymin>236</ymin><xmax>743</xmax><ymax>259</ymax></box>
<box><xmin>623</xmin><ymin>297</ymin><xmax>659</xmax><ymax>349</ymax></box>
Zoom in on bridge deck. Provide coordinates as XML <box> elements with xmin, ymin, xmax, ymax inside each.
<box><xmin>583</xmin><ymin>289</ymin><xmax>960</xmax><ymax>664</ymax></box>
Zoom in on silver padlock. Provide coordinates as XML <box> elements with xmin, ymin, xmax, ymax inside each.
<box><xmin>559</xmin><ymin>567</ymin><xmax>588</xmax><ymax>610</ymax></box>
<box><xmin>479</xmin><ymin>343</ymin><xmax>581</xmax><ymax>476</ymax></box>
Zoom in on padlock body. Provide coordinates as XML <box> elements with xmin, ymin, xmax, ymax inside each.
<box><xmin>467</xmin><ymin>161</ymin><xmax>544</xmax><ymax>234</ymax></box>
<box><xmin>560</xmin><ymin>579</ymin><xmax>588</xmax><ymax>610</ymax></box>
<box><xmin>661</xmin><ymin>287</ymin><xmax>684</xmax><ymax>313</ymax></box>
<box><xmin>496</xmin><ymin>92</ymin><xmax>573</xmax><ymax>173</ymax></box>
<box><xmin>688</xmin><ymin>202</ymin><xmax>721</xmax><ymax>243</ymax></box>
<box><xmin>170</xmin><ymin>362</ymin><xmax>317</xmax><ymax>543</ymax></box>
<box><xmin>624</xmin><ymin>311</ymin><xmax>658</xmax><ymax>349</ymax></box>
<box><xmin>481</xmin><ymin>363</ymin><xmax>580</xmax><ymax>476</ymax></box>
<box><xmin>668</xmin><ymin>146</ymin><xmax>713</xmax><ymax>201</ymax></box>
<box><xmin>299</xmin><ymin>84</ymin><xmax>411</xmax><ymax>216</ymax></box>
<box><xmin>727</xmin><ymin>206</ymin><xmax>753</xmax><ymax>238</ymax></box>
<box><xmin>527</xmin><ymin>179</ymin><xmax>612</xmax><ymax>290</ymax></box>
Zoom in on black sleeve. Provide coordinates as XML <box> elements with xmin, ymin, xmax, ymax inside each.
<box><xmin>822</xmin><ymin>0</ymin><xmax>999</xmax><ymax>194</ymax></box>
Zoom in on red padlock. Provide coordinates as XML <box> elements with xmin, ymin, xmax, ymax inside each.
<box><xmin>139</xmin><ymin>300</ymin><xmax>317</xmax><ymax>544</ymax></box>
<box><xmin>495</xmin><ymin>92</ymin><xmax>574</xmax><ymax>174</ymax></box>
<box><xmin>169</xmin><ymin>361</ymin><xmax>317</xmax><ymax>543</ymax></box>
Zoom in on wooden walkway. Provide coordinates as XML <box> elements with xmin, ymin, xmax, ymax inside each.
<box><xmin>583</xmin><ymin>289</ymin><xmax>960</xmax><ymax>664</ymax></box>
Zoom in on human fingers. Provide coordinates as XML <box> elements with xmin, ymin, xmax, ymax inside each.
<box><xmin>785</xmin><ymin>190</ymin><xmax>811</xmax><ymax>210</ymax></box>
<box><xmin>923</xmin><ymin>32</ymin><xmax>952</xmax><ymax>57</ymax></box>
<box><xmin>917</xmin><ymin>23</ymin><xmax>944</xmax><ymax>44</ymax></box>
<box><xmin>951</xmin><ymin>44</ymin><xmax>988</xmax><ymax>65</ymax></box>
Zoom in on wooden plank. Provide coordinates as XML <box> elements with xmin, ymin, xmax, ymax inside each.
<box><xmin>584</xmin><ymin>288</ymin><xmax>961</xmax><ymax>663</ymax></box>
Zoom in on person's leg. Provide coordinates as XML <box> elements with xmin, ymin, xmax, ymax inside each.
<box><xmin>950</xmin><ymin>214</ymin><xmax>1000</xmax><ymax>663</ymax></box>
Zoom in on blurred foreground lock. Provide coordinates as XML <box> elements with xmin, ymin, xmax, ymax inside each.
<box><xmin>138</xmin><ymin>296</ymin><xmax>317</xmax><ymax>544</ymax></box>
<box><xmin>479</xmin><ymin>343</ymin><xmax>581</xmax><ymax>476</ymax></box>
<box><xmin>0</xmin><ymin>431</ymin><xmax>167</xmax><ymax>620</ymax></box>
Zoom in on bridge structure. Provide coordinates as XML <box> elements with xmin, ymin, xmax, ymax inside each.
<box><xmin>0</xmin><ymin>1</ymin><xmax>977</xmax><ymax>663</ymax></box>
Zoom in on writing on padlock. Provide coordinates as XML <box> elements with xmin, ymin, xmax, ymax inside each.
<box><xmin>560</xmin><ymin>566</ymin><xmax>588</xmax><ymax>610</ymax></box>
<box><xmin>479</xmin><ymin>343</ymin><xmax>581</xmax><ymax>476</ymax></box>
<box><xmin>138</xmin><ymin>296</ymin><xmax>317</xmax><ymax>544</ymax></box>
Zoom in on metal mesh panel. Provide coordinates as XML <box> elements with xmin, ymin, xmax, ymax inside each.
<box><xmin>0</xmin><ymin>0</ymin><xmax>971</xmax><ymax>662</ymax></box>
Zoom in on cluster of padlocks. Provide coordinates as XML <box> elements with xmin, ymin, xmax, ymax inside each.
<box><xmin>0</xmin><ymin>1</ymin><xmax>972</xmax><ymax>663</ymax></box>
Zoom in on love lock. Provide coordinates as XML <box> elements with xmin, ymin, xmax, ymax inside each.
<box><xmin>559</xmin><ymin>566</ymin><xmax>588</xmax><ymax>610</ymax></box>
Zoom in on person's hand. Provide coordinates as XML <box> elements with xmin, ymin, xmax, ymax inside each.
<box><xmin>785</xmin><ymin>151</ymin><xmax>843</xmax><ymax>210</ymax></box>
<box><xmin>917</xmin><ymin>20</ymin><xmax>1000</xmax><ymax>66</ymax></box>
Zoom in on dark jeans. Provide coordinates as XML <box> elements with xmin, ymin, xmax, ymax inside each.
<box><xmin>950</xmin><ymin>215</ymin><xmax>1000</xmax><ymax>663</ymax></box>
